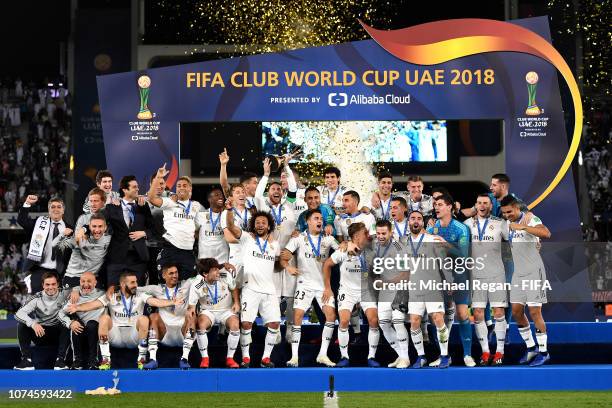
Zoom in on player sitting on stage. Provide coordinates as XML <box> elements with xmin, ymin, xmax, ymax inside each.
<box><xmin>66</xmin><ymin>271</ymin><xmax>183</xmax><ymax>369</ymax></box>
<box><xmin>281</xmin><ymin>209</ymin><xmax>339</xmax><ymax>367</ymax></box>
<box><xmin>141</xmin><ymin>264</ymin><xmax>195</xmax><ymax>370</ymax></box>
<box><xmin>189</xmin><ymin>258</ymin><xmax>241</xmax><ymax>368</ymax></box>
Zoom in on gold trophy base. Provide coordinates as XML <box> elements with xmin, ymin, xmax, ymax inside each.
<box><xmin>137</xmin><ymin>110</ymin><xmax>153</xmax><ymax>120</ymax></box>
<box><xmin>525</xmin><ymin>106</ymin><xmax>541</xmax><ymax>116</ymax></box>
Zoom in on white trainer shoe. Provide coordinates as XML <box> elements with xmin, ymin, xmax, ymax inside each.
<box><xmin>316</xmin><ymin>355</ymin><xmax>336</xmax><ymax>367</ymax></box>
<box><xmin>286</xmin><ymin>357</ymin><xmax>299</xmax><ymax>367</ymax></box>
<box><xmin>464</xmin><ymin>355</ymin><xmax>476</xmax><ymax>367</ymax></box>
<box><xmin>395</xmin><ymin>358</ymin><xmax>410</xmax><ymax>369</ymax></box>
<box><xmin>387</xmin><ymin>357</ymin><xmax>401</xmax><ymax>368</ymax></box>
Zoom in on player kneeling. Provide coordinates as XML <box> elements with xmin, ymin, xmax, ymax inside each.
<box><xmin>189</xmin><ymin>258</ymin><xmax>241</xmax><ymax>368</ymax></box>
<box><xmin>141</xmin><ymin>264</ymin><xmax>195</xmax><ymax>370</ymax></box>
<box><xmin>67</xmin><ymin>271</ymin><xmax>182</xmax><ymax>369</ymax></box>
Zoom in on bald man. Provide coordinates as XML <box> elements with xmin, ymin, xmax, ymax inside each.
<box><xmin>59</xmin><ymin>272</ymin><xmax>106</xmax><ymax>370</ymax></box>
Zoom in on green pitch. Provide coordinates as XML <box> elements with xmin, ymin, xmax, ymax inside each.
<box><xmin>1</xmin><ymin>391</ymin><xmax>611</xmax><ymax>408</ymax></box>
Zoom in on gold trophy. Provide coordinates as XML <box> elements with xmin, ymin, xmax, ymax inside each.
<box><xmin>265</xmin><ymin>147</ymin><xmax>303</xmax><ymax>173</ymax></box>
<box><xmin>525</xmin><ymin>71</ymin><xmax>541</xmax><ymax>116</ymax></box>
<box><xmin>137</xmin><ymin>75</ymin><xmax>153</xmax><ymax>120</ymax></box>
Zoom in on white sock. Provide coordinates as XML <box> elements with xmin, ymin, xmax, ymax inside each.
<box><xmin>137</xmin><ymin>339</ymin><xmax>148</xmax><ymax>361</ymax></box>
<box><xmin>240</xmin><ymin>329</ymin><xmax>252</xmax><ymax>359</ymax></box>
<box><xmin>393</xmin><ymin>320</ymin><xmax>409</xmax><ymax>360</ymax></box>
<box><xmin>494</xmin><ymin>317</ymin><xmax>507</xmax><ymax>354</ymax></box>
<box><xmin>338</xmin><ymin>327</ymin><xmax>349</xmax><ymax>359</ymax></box>
<box><xmin>196</xmin><ymin>330</ymin><xmax>209</xmax><ymax>358</ymax></box>
<box><xmin>445</xmin><ymin>305</ymin><xmax>456</xmax><ymax>331</ymax></box>
<box><xmin>535</xmin><ymin>330</ymin><xmax>547</xmax><ymax>353</ymax></box>
<box><xmin>379</xmin><ymin>319</ymin><xmax>399</xmax><ymax>355</ymax></box>
<box><xmin>148</xmin><ymin>329</ymin><xmax>158</xmax><ymax>361</ymax></box>
<box><xmin>99</xmin><ymin>339</ymin><xmax>110</xmax><ymax>360</ymax></box>
<box><xmin>319</xmin><ymin>322</ymin><xmax>334</xmax><ymax>357</ymax></box>
<box><xmin>437</xmin><ymin>324</ymin><xmax>449</xmax><ymax>356</ymax></box>
<box><xmin>263</xmin><ymin>327</ymin><xmax>279</xmax><ymax>359</ymax></box>
<box><xmin>475</xmin><ymin>320</ymin><xmax>489</xmax><ymax>353</ymax></box>
<box><xmin>290</xmin><ymin>326</ymin><xmax>301</xmax><ymax>359</ymax></box>
<box><xmin>182</xmin><ymin>329</ymin><xmax>195</xmax><ymax>360</ymax></box>
<box><xmin>367</xmin><ymin>327</ymin><xmax>380</xmax><ymax>359</ymax></box>
<box><xmin>518</xmin><ymin>326</ymin><xmax>536</xmax><ymax>348</ymax></box>
<box><xmin>410</xmin><ymin>328</ymin><xmax>425</xmax><ymax>356</ymax></box>
<box><xmin>227</xmin><ymin>330</ymin><xmax>240</xmax><ymax>358</ymax></box>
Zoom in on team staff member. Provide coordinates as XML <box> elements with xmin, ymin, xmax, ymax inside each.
<box><xmin>103</xmin><ymin>175</ymin><xmax>152</xmax><ymax>287</ymax></box>
<box><xmin>82</xmin><ymin>170</ymin><xmax>120</xmax><ymax>214</ymax></box>
<box><xmin>19</xmin><ymin>195</ymin><xmax>72</xmax><ymax>293</ymax></box>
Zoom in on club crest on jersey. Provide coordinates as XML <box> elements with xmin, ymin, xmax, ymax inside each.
<box><xmin>346</xmin><ymin>219</ymin><xmax>352</xmax><ymax>225</ymax></box>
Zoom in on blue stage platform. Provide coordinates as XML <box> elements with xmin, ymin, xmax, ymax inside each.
<box><xmin>0</xmin><ymin>366</ymin><xmax>610</xmax><ymax>392</ymax></box>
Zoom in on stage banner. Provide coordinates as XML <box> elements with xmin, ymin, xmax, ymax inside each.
<box><xmin>97</xmin><ymin>16</ymin><xmax>590</xmax><ymax>320</ymax></box>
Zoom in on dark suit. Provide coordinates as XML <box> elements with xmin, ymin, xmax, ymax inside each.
<box><xmin>18</xmin><ymin>206</ymin><xmax>72</xmax><ymax>293</ymax></box>
<box><xmin>102</xmin><ymin>201</ymin><xmax>153</xmax><ymax>287</ymax></box>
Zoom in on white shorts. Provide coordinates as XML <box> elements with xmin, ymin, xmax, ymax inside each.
<box><xmin>240</xmin><ymin>287</ymin><xmax>281</xmax><ymax>324</ymax></box>
<box><xmin>282</xmin><ymin>269</ymin><xmax>297</xmax><ymax>298</ymax></box>
<box><xmin>293</xmin><ymin>286</ymin><xmax>335</xmax><ymax>312</ymax></box>
<box><xmin>337</xmin><ymin>286</ymin><xmax>377</xmax><ymax>312</ymax></box>
<box><xmin>471</xmin><ymin>275</ymin><xmax>508</xmax><ymax>309</ymax></box>
<box><xmin>108</xmin><ymin>325</ymin><xmax>139</xmax><ymax>348</ymax></box>
<box><xmin>199</xmin><ymin>309</ymin><xmax>237</xmax><ymax>326</ymax></box>
<box><xmin>408</xmin><ymin>301</ymin><xmax>445</xmax><ymax>317</ymax></box>
<box><xmin>510</xmin><ymin>274</ymin><xmax>547</xmax><ymax>306</ymax></box>
<box><xmin>160</xmin><ymin>324</ymin><xmax>184</xmax><ymax>347</ymax></box>
<box><xmin>377</xmin><ymin>302</ymin><xmax>393</xmax><ymax>321</ymax></box>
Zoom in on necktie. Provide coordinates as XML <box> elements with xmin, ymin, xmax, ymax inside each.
<box><xmin>51</xmin><ymin>222</ymin><xmax>59</xmax><ymax>261</ymax></box>
<box><xmin>128</xmin><ymin>203</ymin><xmax>136</xmax><ymax>227</ymax></box>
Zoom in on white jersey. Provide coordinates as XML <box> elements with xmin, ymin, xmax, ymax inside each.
<box><xmin>331</xmin><ymin>250</ymin><xmax>365</xmax><ymax>292</ymax></box>
<box><xmin>245</xmin><ymin>196</ymin><xmax>257</xmax><ymax>211</ymax></box>
<box><xmin>254</xmin><ymin>199</ymin><xmax>298</xmax><ymax>249</ymax></box>
<box><xmin>142</xmin><ymin>280</ymin><xmax>192</xmax><ymax>326</ymax></box>
<box><xmin>370</xmin><ymin>195</ymin><xmax>394</xmax><ymax>221</ymax></box>
<box><xmin>288</xmin><ymin>188</ymin><xmax>308</xmax><ymax>218</ymax></box>
<box><xmin>508</xmin><ymin>213</ymin><xmax>545</xmax><ymax>277</ymax></box>
<box><xmin>159</xmin><ymin>197</ymin><xmax>203</xmax><ymax>250</ymax></box>
<box><xmin>392</xmin><ymin>218</ymin><xmax>410</xmax><ymax>241</ymax></box>
<box><xmin>101</xmin><ymin>290</ymin><xmax>151</xmax><ymax>327</ymax></box>
<box><xmin>395</xmin><ymin>192</ymin><xmax>434</xmax><ymax>217</ymax></box>
<box><xmin>239</xmin><ymin>233</ymin><xmax>280</xmax><ymax>295</ymax></box>
<box><xmin>464</xmin><ymin>216</ymin><xmax>508</xmax><ymax>279</ymax></box>
<box><xmin>317</xmin><ymin>185</ymin><xmax>346</xmax><ymax>213</ymax></box>
<box><xmin>334</xmin><ymin>212</ymin><xmax>376</xmax><ymax>240</ymax></box>
<box><xmin>196</xmin><ymin>209</ymin><xmax>229</xmax><ymax>262</ymax></box>
<box><xmin>285</xmin><ymin>232</ymin><xmax>339</xmax><ymax>291</ymax></box>
<box><xmin>221</xmin><ymin>207</ymin><xmax>250</xmax><ymax>266</ymax></box>
<box><xmin>189</xmin><ymin>273</ymin><xmax>235</xmax><ymax>312</ymax></box>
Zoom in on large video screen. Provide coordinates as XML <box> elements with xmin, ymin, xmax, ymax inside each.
<box><xmin>261</xmin><ymin>120</ymin><xmax>447</xmax><ymax>163</ymax></box>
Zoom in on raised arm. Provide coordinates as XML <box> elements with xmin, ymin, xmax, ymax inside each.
<box><xmin>219</xmin><ymin>148</ymin><xmax>231</xmax><ymax>198</ymax></box>
<box><xmin>18</xmin><ymin>195</ymin><xmax>39</xmax><ymax>233</ymax></box>
<box><xmin>147</xmin><ymin>164</ymin><xmax>169</xmax><ymax>207</ymax></box>
<box><xmin>255</xmin><ymin>157</ymin><xmax>271</xmax><ymax>200</ymax></box>
<box><xmin>223</xmin><ymin>200</ymin><xmax>242</xmax><ymax>240</ymax></box>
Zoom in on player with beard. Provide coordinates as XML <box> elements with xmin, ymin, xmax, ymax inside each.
<box><xmin>148</xmin><ymin>164</ymin><xmax>203</xmax><ymax>280</ymax></box>
<box><xmin>58</xmin><ymin>272</ymin><xmax>105</xmax><ymax>369</ymax></box>
<box><xmin>225</xmin><ymin>207</ymin><xmax>281</xmax><ymax>368</ymax></box>
<box><xmin>500</xmin><ymin>196</ymin><xmax>552</xmax><ymax>367</ymax></box>
<box><xmin>367</xmin><ymin>220</ymin><xmax>410</xmax><ymax>368</ymax></box>
<box><xmin>221</xmin><ymin>184</ymin><xmax>250</xmax><ymax>288</ymax></box>
<box><xmin>317</xmin><ymin>166</ymin><xmax>346</xmax><ymax>214</ymax></box>
<box><xmin>464</xmin><ymin>194</ymin><xmax>509</xmax><ymax>365</ymax></box>
<box><xmin>295</xmin><ymin>186</ymin><xmax>336</xmax><ymax>236</ymax></box>
<box><xmin>255</xmin><ymin>156</ymin><xmax>298</xmax><ymax>342</ymax></box>
<box><xmin>197</xmin><ymin>187</ymin><xmax>230</xmax><ymax>264</ymax></box>
<box><xmin>405</xmin><ymin>211</ymin><xmax>450</xmax><ymax>368</ymax></box>
<box><xmin>66</xmin><ymin>271</ymin><xmax>182</xmax><ymax>370</ymax></box>
<box><xmin>281</xmin><ymin>209</ymin><xmax>339</xmax><ymax>367</ymax></box>
<box><xmin>323</xmin><ymin>222</ymin><xmax>380</xmax><ymax>367</ymax></box>
<box><xmin>372</xmin><ymin>176</ymin><xmax>433</xmax><ymax>220</ymax></box>
<box><xmin>334</xmin><ymin>191</ymin><xmax>376</xmax><ymax>242</ymax></box>
<box><xmin>141</xmin><ymin>264</ymin><xmax>195</xmax><ymax>370</ymax></box>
